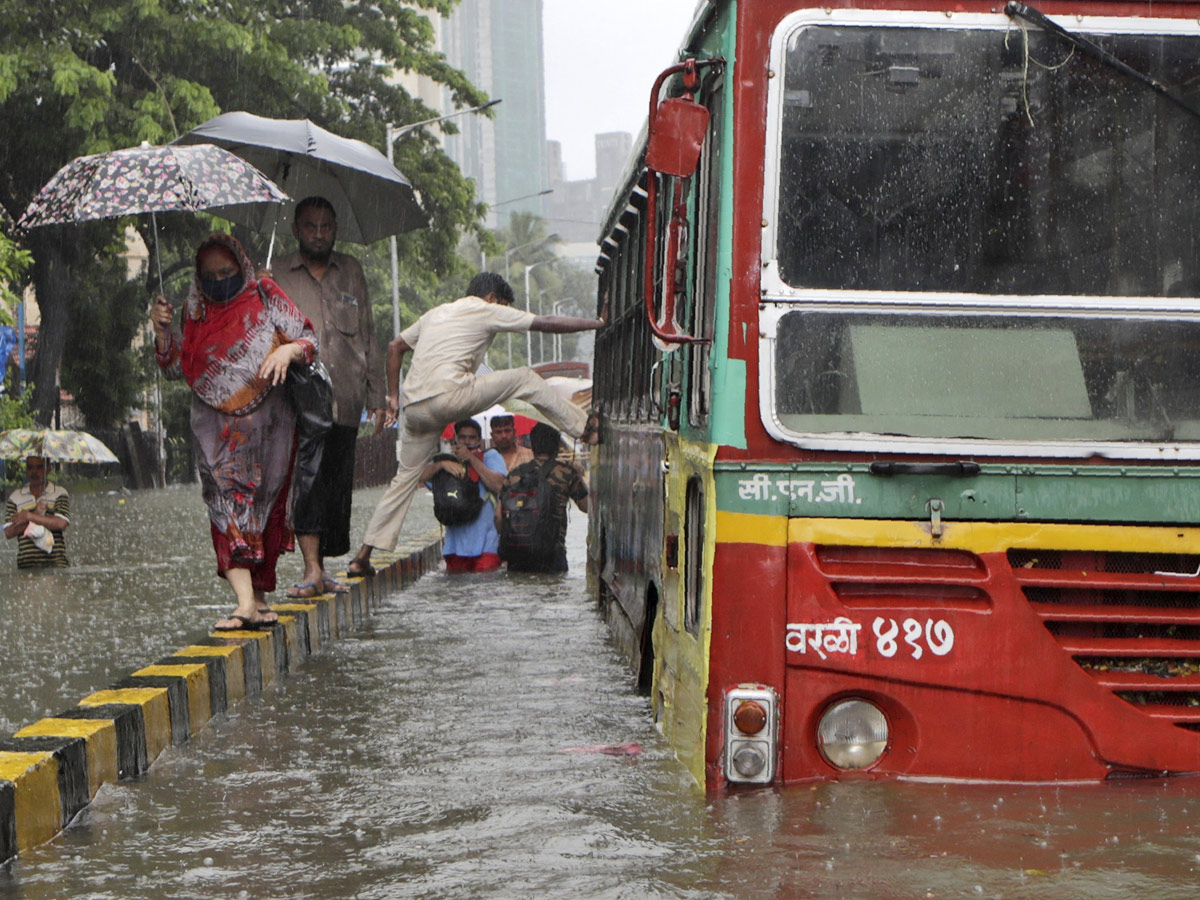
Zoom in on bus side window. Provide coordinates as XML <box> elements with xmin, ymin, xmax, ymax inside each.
<box><xmin>636</xmin><ymin>204</ymin><xmax>654</xmax><ymax>422</ymax></box>
<box><xmin>611</xmin><ymin>246</ymin><xmax>627</xmax><ymax>421</ymax></box>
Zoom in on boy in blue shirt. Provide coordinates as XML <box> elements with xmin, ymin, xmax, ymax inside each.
<box><xmin>424</xmin><ymin>418</ymin><xmax>506</xmax><ymax>573</ymax></box>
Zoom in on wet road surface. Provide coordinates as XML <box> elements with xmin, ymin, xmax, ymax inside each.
<box><xmin>5</xmin><ymin>489</ymin><xmax>1200</xmax><ymax>898</ymax></box>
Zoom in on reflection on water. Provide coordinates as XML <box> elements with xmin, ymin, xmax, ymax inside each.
<box><xmin>0</xmin><ymin>483</ymin><xmax>406</xmax><ymax>734</ymax></box>
<box><xmin>5</xmin><ymin>493</ymin><xmax>1200</xmax><ymax>897</ymax></box>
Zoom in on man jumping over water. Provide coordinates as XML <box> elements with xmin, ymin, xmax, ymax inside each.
<box><xmin>346</xmin><ymin>272</ymin><xmax>602</xmax><ymax>576</ymax></box>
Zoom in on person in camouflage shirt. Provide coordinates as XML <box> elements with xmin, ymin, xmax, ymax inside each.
<box><xmin>499</xmin><ymin>423</ymin><xmax>589</xmax><ymax>574</ymax></box>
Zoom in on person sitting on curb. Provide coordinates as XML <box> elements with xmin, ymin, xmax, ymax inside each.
<box><xmin>344</xmin><ymin>271</ymin><xmax>602</xmax><ymax>577</ymax></box>
<box><xmin>4</xmin><ymin>456</ymin><xmax>70</xmax><ymax>568</ymax></box>
<box><xmin>428</xmin><ymin>418</ymin><xmax>507</xmax><ymax>574</ymax></box>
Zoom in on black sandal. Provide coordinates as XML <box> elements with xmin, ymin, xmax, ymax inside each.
<box><xmin>345</xmin><ymin>560</ymin><xmax>375</xmax><ymax>577</ymax></box>
<box><xmin>213</xmin><ymin>614</ymin><xmax>266</xmax><ymax>632</ymax></box>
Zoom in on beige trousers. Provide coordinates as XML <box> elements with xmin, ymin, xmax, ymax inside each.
<box><xmin>362</xmin><ymin>367</ymin><xmax>588</xmax><ymax>551</ymax></box>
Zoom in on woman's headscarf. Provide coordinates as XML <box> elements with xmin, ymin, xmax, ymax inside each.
<box><xmin>177</xmin><ymin>233</ymin><xmax>315</xmax><ymax>414</ymax></box>
<box><xmin>184</xmin><ymin>233</ymin><xmax>257</xmax><ymax>323</ymax></box>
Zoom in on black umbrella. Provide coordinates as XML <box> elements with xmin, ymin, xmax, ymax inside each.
<box><xmin>176</xmin><ymin>111</ymin><xmax>428</xmax><ymax>252</ymax></box>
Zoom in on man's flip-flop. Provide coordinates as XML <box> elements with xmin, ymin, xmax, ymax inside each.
<box><xmin>322</xmin><ymin>577</ymin><xmax>350</xmax><ymax>594</ymax></box>
<box><xmin>286</xmin><ymin>582</ymin><xmax>320</xmax><ymax>599</ymax></box>
<box><xmin>255</xmin><ymin>610</ymin><xmax>280</xmax><ymax>625</ymax></box>
<box><xmin>345</xmin><ymin>562</ymin><xmax>375</xmax><ymax>577</ymax></box>
<box><xmin>213</xmin><ymin>614</ymin><xmax>266</xmax><ymax>632</ymax></box>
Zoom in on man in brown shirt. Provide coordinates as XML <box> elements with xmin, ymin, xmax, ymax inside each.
<box><xmin>273</xmin><ymin>196</ymin><xmax>387</xmax><ymax>597</ymax></box>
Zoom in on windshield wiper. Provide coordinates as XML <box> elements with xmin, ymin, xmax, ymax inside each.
<box><xmin>1005</xmin><ymin>1</ymin><xmax>1200</xmax><ymax>122</ymax></box>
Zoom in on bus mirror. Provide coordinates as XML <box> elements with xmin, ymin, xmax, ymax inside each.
<box><xmin>646</xmin><ymin>98</ymin><xmax>709</xmax><ymax>178</ymax></box>
<box><xmin>641</xmin><ymin>58</ymin><xmax>720</xmax><ymax>347</ymax></box>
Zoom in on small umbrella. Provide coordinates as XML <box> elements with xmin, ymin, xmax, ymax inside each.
<box><xmin>0</xmin><ymin>429</ymin><xmax>119</xmax><ymax>464</ymax></box>
<box><xmin>176</xmin><ymin>111</ymin><xmax>427</xmax><ymax>251</ymax></box>
<box><xmin>441</xmin><ymin>409</ymin><xmax>538</xmax><ymax>443</ymax></box>
<box><xmin>17</xmin><ymin>142</ymin><xmax>288</xmax><ymax>231</ymax></box>
<box><xmin>17</xmin><ymin>141</ymin><xmax>288</xmax><ymax>295</ymax></box>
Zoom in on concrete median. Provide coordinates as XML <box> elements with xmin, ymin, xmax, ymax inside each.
<box><xmin>0</xmin><ymin>528</ymin><xmax>441</xmax><ymax>864</ymax></box>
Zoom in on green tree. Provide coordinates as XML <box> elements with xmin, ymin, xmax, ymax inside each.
<box><xmin>0</xmin><ymin>224</ymin><xmax>30</xmax><ymax>327</ymax></box>
<box><xmin>60</xmin><ymin>234</ymin><xmax>149</xmax><ymax>429</ymax></box>
<box><xmin>0</xmin><ymin>0</ymin><xmax>490</xmax><ymax>425</ymax></box>
<box><xmin>0</xmin><ymin>224</ymin><xmax>34</xmax><ymax>430</ymax></box>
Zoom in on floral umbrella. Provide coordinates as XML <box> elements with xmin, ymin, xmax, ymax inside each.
<box><xmin>16</xmin><ymin>142</ymin><xmax>287</xmax><ymax>481</ymax></box>
<box><xmin>0</xmin><ymin>429</ymin><xmax>119</xmax><ymax>464</ymax></box>
<box><xmin>17</xmin><ymin>142</ymin><xmax>288</xmax><ymax>229</ymax></box>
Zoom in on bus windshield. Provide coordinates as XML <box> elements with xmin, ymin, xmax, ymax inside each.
<box><xmin>776</xmin><ymin>23</ymin><xmax>1200</xmax><ymax>296</ymax></box>
<box><xmin>774</xmin><ymin>310</ymin><xmax>1200</xmax><ymax>445</ymax></box>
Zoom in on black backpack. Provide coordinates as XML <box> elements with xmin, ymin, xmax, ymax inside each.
<box><xmin>429</xmin><ymin>453</ymin><xmax>484</xmax><ymax>526</ymax></box>
<box><xmin>499</xmin><ymin>459</ymin><xmax>558</xmax><ymax>567</ymax></box>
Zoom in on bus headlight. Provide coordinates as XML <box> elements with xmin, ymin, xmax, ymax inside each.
<box><xmin>724</xmin><ymin>686</ymin><xmax>777</xmax><ymax>785</ymax></box>
<box><xmin>817</xmin><ymin>699</ymin><xmax>889</xmax><ymax>770</ymax></box>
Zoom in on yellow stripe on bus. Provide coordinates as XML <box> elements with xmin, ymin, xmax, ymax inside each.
<box><xmin>715</xmin><ymin>512</ymin><xmax>788</xmax><ymax>546</ymax></box>
<box><xmin>715</xmin><ymin>511</ymin><xmax>1200</xmax><ymax>554</ymax></box>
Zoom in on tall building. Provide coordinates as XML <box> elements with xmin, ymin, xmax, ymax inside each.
<box><xmin>546</xmin><ymin>131</ymin><xmax>635</xmax><ymax>249</ymax></box>
<box><xmin>594</xmin><ymin>132</ymin><xmax>633</xmax><ymax>195</ymax></box>
<box><xmin>440</xmin><ymin>0</ymin><xmax>548</xmax><ymax>228</ymax></box>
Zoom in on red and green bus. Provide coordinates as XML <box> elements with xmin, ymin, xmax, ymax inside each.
<box><xmin>588</xmin><ymin>0</ymin><xmax>1200</xmax><ymax>788</ymax></box>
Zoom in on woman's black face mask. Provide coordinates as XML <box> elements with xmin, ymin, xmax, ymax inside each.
<box><xmin>200</xmin><ymin>272</ymin><xmax>245</xmax><ymax>302</ymax></box>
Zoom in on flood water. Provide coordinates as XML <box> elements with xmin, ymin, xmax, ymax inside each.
<box><xmin>4</xmin><ymin>486</ymin><xmax>1200</xmax><ymax>898</ymax></box>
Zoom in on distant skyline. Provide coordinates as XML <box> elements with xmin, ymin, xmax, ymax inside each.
<box><xmin>543</xmin><ymin>0</ymin><xmax>701</xmax><ymax>182</ymax></box>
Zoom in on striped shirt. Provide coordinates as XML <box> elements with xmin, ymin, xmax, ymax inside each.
<box><xmin>5</xmin><ymin>482</ymin><xmax>70</xmax><ymax>568</ymax></box>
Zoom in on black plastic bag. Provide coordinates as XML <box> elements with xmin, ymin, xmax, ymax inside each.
<box><xmin>288</xmin><ymin>359</ymin><xmax>334</xmax><ymax>532</ymax></box>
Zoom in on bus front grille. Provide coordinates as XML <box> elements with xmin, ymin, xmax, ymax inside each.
<box><xmin>813</xmin><ymin>545</ymin><xmax>991</xmax><ymax>610</ymax></box>
<box><xmin>1009</xmin><ymin>550</ymin><xmax>1200</xmax><ymax>730</ymax></box>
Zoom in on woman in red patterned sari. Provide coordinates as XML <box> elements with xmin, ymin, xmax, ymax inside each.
<box><xmin>151</xmin><ymin>233</ymin><xmax>318</xmax><ymax>631</ymax></box>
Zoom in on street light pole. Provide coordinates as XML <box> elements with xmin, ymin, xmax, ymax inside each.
<box><xmin>551</xmin><ymin>298</ymin><xmax>577</xmax><ymax>361</ymax></box>
<box><xmin>503</xmin><ymin>233</ymin><xmax>559</xmax><ymax>285</ymax></box>
<box><xmin>537</xmin><ymin>287</ymin><xmax>548</xmax><ymax>363</ymax></box>
<box><xmin>389</xmin><ymin>99</ymin><xmax>501</xmax><ymax>142</ymax></box>
<box><xmin>490</xmin><ymin>188</ymin><xmax>553</xmax><ymax>227</ymax></box>
<box><xmin>503</xmin><ymin>234</ymin><xmax>558</xmax><ymax>367</ymax></box>
<box><xmin>523</xmin><ymin>260</ymin><xmax>551</xmax><ymax>364</ymax></box>
<box><xmin>385</xmin><ymin>122</ymin><xmax>403</xmax><ymax>339</ymax></box>
<box><xmin>386</xmin><ymin>99</ymin><xmax>502</xmax><ymax>338</ymax></box>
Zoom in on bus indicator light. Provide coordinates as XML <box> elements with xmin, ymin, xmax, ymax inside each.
<box><xmin>725</xmin><ymin>686</ymin><xmax>777</xmax><ymax>785</ymax></box>
<box><xmin>733</xmin><ymin>699</ymin><xmax>768</xmax><ymax>735</ymax></box>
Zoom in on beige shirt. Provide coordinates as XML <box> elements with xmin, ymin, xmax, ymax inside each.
<box><xmin>274</xmin><ymin>250</ymin><xmax>385</xmax><ymax>427</ymax></box>
<box><xmin>399</xmin><ymin>296</ymin><xmax>535</xmax><ymax>407</ymax></box>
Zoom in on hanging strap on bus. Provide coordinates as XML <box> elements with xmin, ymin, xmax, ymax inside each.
<box><xmin>643</xmin><ymin>57</ymin><xmax>724</xmax><ymax>346</ymax></box>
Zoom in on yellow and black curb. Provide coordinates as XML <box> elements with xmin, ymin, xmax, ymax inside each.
<box><xmin>0</xmin><ymin>531</ymin><xmax>443</xmax><ymax>864</ymax></box>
